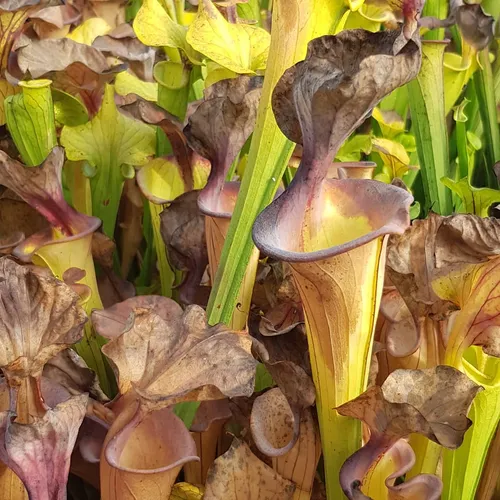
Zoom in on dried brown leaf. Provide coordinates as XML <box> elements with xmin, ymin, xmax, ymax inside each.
<box><xmin>0</xmin><ymin>258</ymin><xmax>87</xmax><ymax>385</ymax></box>
<box><xmin>204</xmin><ymin>438</ymin><xmax>296</xmax><ymax>500</ymax></box>
<box><xmin>16</xmin><ymin>38</ymin><xmax>110</xmax><ymax>79</ymax></box>
<box><xmin>456</xmin><ymin>4</ymin><xmax>494</xmax><ymax>51</ymax></box>
<box><xmin>92</xmin><ymin>295</ymin><xmax>257</xmax><ymax>407</ymax></box>
<box><xmin>272</xmin><ymin>29</ymin><xmax>421</xmax><ymax>166</ymax></box>
<box><xmin>160</xmin><ymin>191</ymin><xmax>209</xmax><ymax>306</ymax></box>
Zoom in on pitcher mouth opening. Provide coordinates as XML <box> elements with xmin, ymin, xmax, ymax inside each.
<box><xmin>252</xmin><ymin>178</ymin><xmax>413</xmax><ymax>263</ymax></box>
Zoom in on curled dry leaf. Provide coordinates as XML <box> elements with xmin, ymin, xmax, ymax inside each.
<box><xmin>0</xmin><ymin>393</ymin><xmax>88</xmax><ymax>500</ymax></box>
<box><xmin>456</xmin><ymin>4</ymin><xmax>494</xmax><ymax>52</ymax></box>
<box><xmin>160</xmin><ymin>191</ymin><xmax>209</xmax><ymax>306</ymax></box>
<box><xmin>131</xmin><ymin>99</ymin><xmax>196</xmax><ymax>188</ymax></box>
<box><xmin>0</xmin><ymin>0</ymin><xmax>39</xmax><ymax>10</ymax></box>
<box><xmin>0</xmin><ymin>257</ymin><xmax>87</xmax><ymax>385</ymax></box>
<box><xmin>337</xmin><ymin>366</ymin><xmax>481</xmax><ymax>499</ymax></box>
<box><xmin>254</xmin><ymin>261</ymin><xmax>304</xmax><ymax>337</ymax></box>
<box><xmin>92</xmin><ymin>23</ymin><xmax>156</xmax><ymax>81</ymax></box>
<box><xmin>387</xmin><ymin>213</ymin><xmax>500</xmax><ymax>364</ymax></box>
<box><xmin>184</xmin><ymin>75</ymin><xmax>263</xmax><ymax>217</ymax></box>
<box><xmin>15</xmin><ymin>37</ymin><xmax>110</xmax><ymax>79</ymax></box>
<box><xmin>204</xmin><ymin>438</ymin><xmax>296</xmax><ymax>500</ymax></box>
<box><xmin>92</xmin><ymin>295</ymin><xmax>258</xmax><ymax>407</ymax></box>
<box><xmin>271</xmin><ymin>29</ymin><xmax>421</xmax><ymax>172</ymax></box>
<box><xmin>43</xmin><ymin>349</ymin><xmax>108</xmax><ymax>402</ymax></box>
<box><xmin>251</xmin><ymin>323</ymin><xmax>315</xmax><ymax>410</ymax></box>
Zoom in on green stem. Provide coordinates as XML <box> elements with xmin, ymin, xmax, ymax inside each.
<box><xmin>149</xmin><ymin>201</ymin><xmax>175</xmax><ymax>297</ymax></box>
<box><xmin>207</xmin><ymin>0</ymin><xmax>343</xmax><ymax>325</ymax></box>
<box><xmin>408</xmin><ymin>41</ymin><xmax>452</xmax><ymax>215</ymax></box>
<box><xmin>473</xmin><ymin>49</ymin><xmax>500</xmax><ymax>187</ymax></box>
<box><xmin>422</xmin><ymin>0</ymin><xmax>448</xmax><ymax>40</ymax></box>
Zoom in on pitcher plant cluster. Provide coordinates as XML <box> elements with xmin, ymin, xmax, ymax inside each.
<box><xmin>0</xmin><ymin>0</ymin><xmax>499</xmax><ymax>499</ymax></box>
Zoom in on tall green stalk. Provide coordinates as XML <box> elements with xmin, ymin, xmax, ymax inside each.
<box><xmin>206</xmin><ymin>0</ymin><xmax>345</xmax><ymax>325</ymax></box>
<box><xmin>473</xmin><ymin>49</ymin><xmax>500</xmax><ymax>187</ymax></box>
<box><xmin>408</xmin><ymin>41</ymin><xmax>452</xmax><ymax>215</ymax></box>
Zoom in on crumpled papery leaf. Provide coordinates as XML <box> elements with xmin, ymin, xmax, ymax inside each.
<box><xmin>186</xmin><ymin>0</ymin><xmax>270</xmax><ymax>74</ymax></box>
<box><xmin>91</xmin><ymin>295</ymin><xmax>258</xmax><ymax>407</ymax></box>
<box><xmin>204</xmin><ymin>438</ymin><xmax>296</xmax><ymax>499</ymax></box>
<box><xmin>15</xmin><ymin>37</ymin><xmax>110</xmax><ymax>79</ymax></box>
<box><xmin>253</xmin><ymin>261</ymin><xmax>304</xmax><ymax>337</ymax></box>
<box><xmin>337</xmin><ymin>366</ymin><xmax>481</xmax><ymax>499</ymax></box>
<box><xmin>0</xmin><ymin>0</ymin><xmax>38</xmax><ymax>9</ymax></box>
<box><xmin>43</xmin><ymin>348</ymin><xmax>108</xmax><ymax>402</ymax></box>
<box><xmin>160</xmin><ymin>191</ymin><xmax>210</xmax><ymax>306</ymax></box>
<box><xmin>30</xmin><ymin>4</ymin><xmax>81</xmax><ymax>39</ymax></box>
<box><xmin>92</xmin><ymin>23</ymin><xmax>156</xmax><ymax>81</ymax></box>
<box><xmin>251</xmin><ymin>321</ymin><xmax>315</xmax><ymax>410</ymax></box>
<box><xmin>0</xmin><ymin>393</ymin><xmax>88</xmax><ymax>500</ymax></box>
<box><xmin>0</xmin><ymin>257</ymin><xmax>87</xmax><ymax>385</ymax></box>
<box><xmin>456</xmin><ymin>4</ymin><xmax>494</xmax><ymax>52</ymax></box>
<box><xmin>184</xmin><ymin>75</ymin><xmax>262</xmax><ymax>217</ymax></box>
<box><xmin>271</xmin><ymin>29</ymin><xmax>420</xmax><ymax>177</ymax></box>
<box><xmin>387</xmin><ymin>213</ymin><xmax>500</xmax><ymax>364</ymax></box>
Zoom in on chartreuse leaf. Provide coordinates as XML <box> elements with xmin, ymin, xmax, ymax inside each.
<box><xmin>408</xmin><ymin>41</ymin><xmax>452</xmax><ymax>215</ymax></box>
<box><xmin>372</xmin><ymin>107</ymin><xmax>405</xmax><ymax>138</ymax></box>
<box><xmin>186</xmin><ymin>0</ymin><xmax>270</xmax><ymax>74</ymax></box>
<box><xmin>441</xmin><ymin>177</ymin><xmax>500</xmax><ymax>217</ymax></box>
<box><xmin>206</xmin><ymin>0</ymin><xmax>344</xmax><ymax>326</ymax></box>
<box><xmin>133</xmin><ymin>0</ymin><xmax>201</xmax><ymax>64</ymax></box>
<box><xmin>60</xmin><ymin>84</ymin><xmax>156</xmax><ymax>237</ymax></box>
<box><xmin>52</xmin><ymin>89</ymin><xmax>89</xmax><ymax>126</ymax></box>
<box><xmin>5</xmin><ymin>79</ymin><xmax>57</xmax><ymax>166</ymax></box>
<box><xmin>443</xmin><ymin>52</ymin><xmax>477</xmax><ymax>115</ymax></box>
<box><xmin>0</xmin><ymin>80</ymin><xmax>19</xmax><ymax>126</ymax></box>
<box><xmin>372</xmin><ymin>137</ymin><xmax>415</xmax><ymax>182</ymax></box>
<box><xmin>115</xmin><ymin>71</ymin><xmax>158</xmax><ymax>102</ymax></box>
<box><xmin>66</xmin><ymin>17</ymin><xmax>111</xmax><ymax>45</ymax></box>
<box><xmin>237</xmin><ymin>0</ymin><xmax>261</xmax><ymax>26</ymax></box>
<box><xmin>335</xmin><ymin>134</ymin><xmax>372</xmax><ymax>163</ymax></box>
<box><xmin>137</xmin><ymin>157</ymin><xmax>209</xmax><ymax>297</ymax></box>
<box><xmin>442</xmin><ymin>383</ymin><xmax>500</xmax><ymax>500</ymax></box>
